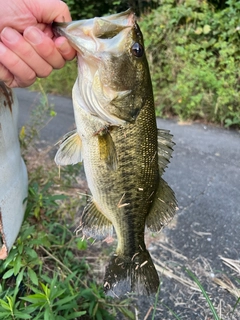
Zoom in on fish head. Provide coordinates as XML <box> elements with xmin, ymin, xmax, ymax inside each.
<box><xmin>53</xmin><ymin>10</ymin><xmax>152</xmax><ymax>125</ymax></box>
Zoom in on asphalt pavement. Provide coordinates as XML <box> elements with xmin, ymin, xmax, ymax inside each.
<box><xmin>16</xmin><ymin>88</ymin><xmax>240</xmax><ymax>319</ymax></box>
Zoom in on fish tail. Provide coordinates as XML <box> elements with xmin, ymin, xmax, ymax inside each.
<box><xmin>103</xmin><ymin>249</ymin><xmax>159</xmax><ymax>297</ymax></box>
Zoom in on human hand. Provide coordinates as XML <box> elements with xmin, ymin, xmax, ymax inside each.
<box><xmin>0</xmin><ymin>0</ymin><xmax>76</xmax><ymax>88</ymax></box>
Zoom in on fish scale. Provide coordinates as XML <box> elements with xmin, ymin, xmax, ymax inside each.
<box><xmin>53</xmin><ymin>9</ymin><xmax>177</xmax><ymax>297</ymax></box>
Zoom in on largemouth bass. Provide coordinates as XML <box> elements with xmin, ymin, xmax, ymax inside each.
<box><xmin>0</xmin><ymin>82</ymin><xmax>28</xmax><ymax>259</ymax></box>
<box><xmin>54</xmin><ymin>10</ymin><xmax>177</xmax><ymax>297</ymax></box>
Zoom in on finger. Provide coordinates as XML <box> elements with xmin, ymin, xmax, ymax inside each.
<box><xmin>0</xmin><ymin>42</ymin><xmax>36</xmax><ymax>88</ymax></box>
<box><xmin>1</xmin><ymin>27</ymin><xmax>54</xmax><ymax>76</ymax></box>
<box><xmin>54</xmin><ymin>36</ymin><xmax>76</xmax><ymax>61</ymax></box>
<box><xmin>28</xmin><ymin>0</ymin><xmax>72</xmax><ymax>23</ymax></box>
<box><xmin>32</xmin><ymin>23</ymin><xmax>54</xmax><ymax>38</ymax></box>
<box><xmin>0</xmin><ymin>62</ymin><xmax>14</xmax><ymax>87</ymax></box>
<box><xmin>24</xmin><ymin>26</ymin><xmax>66</xmax><ymax>69</ymax></box>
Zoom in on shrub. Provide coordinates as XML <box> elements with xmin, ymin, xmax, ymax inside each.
<box><xmin>139</xmin><ymin>0</ymin><xmax>240</xmax><ymax>127</ymax></box>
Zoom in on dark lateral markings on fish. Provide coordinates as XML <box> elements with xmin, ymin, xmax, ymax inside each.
<box><xmin>53</xmin><ymin>9</ymin><xmax>177</xmax><ymax>298</ymax></box>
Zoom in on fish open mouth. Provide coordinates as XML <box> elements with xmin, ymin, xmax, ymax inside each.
<box><xmin>53</xmin><ymin>10</ymin><xmax>135</xmax><ymax>55</ymax></box>
<box><xmin>53</xmin><ymin>10</ymin><xmax>137</xmax><ymax>125</ymax></box>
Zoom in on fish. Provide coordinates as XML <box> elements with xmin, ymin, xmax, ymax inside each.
<box><xmin>0</xmin><ymin>82</ymin><xmax>28</xmax><ymax>260</ymax></box>
<box><xmin>53</xmin><ymin>9</ymin><xmax>177</xmax><ymax>297</ymax></box>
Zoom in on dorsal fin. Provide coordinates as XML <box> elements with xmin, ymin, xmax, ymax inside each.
<box><xmin>157</xmin><ymin>129</ymin><xmax>175</xmax><ymax>175</ymax></box>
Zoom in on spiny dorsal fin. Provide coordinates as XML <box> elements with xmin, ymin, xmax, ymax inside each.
<box><xmin>146</xmin><ymin>177</ymin><xmax>177</xmax><ymax>232</ymax></box>
<box><xmin>157</xmin><ymin>129</ymin><xmax>175</xmax><ymax>175</ymax></box>
<box><xmin>80</xmin><ymin>199</ymin><xmax>113</xmax><ymax>239</ymax></box>
<box><xmin>55</xmin><ymin>130</ymin><xmax>82</xmax><ymax>166</ymax></box>
<box><xmin>98</xmin><ymin>131</ymin><xmax>117</xmax><ymax>170</ymax></box>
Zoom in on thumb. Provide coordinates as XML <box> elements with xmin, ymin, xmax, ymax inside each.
<box><xmin>24</xmin><ymin>0</ymin><xmax>72</xmax><ymax>24</ymax></box>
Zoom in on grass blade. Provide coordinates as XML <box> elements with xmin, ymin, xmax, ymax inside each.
<box><xmin>151</xmin><ymin>283</ymin><xmax>161</xmax><ymax>320</ymax></box>
<box><xmin>185</xmin><ymin>268</ymin><xmax>221</xmax><ymax>320</ymax></box>
<box><xmin>161</xmin><ymin>302</ymin><xmax>181</xmax><ymax>320</ymax></box>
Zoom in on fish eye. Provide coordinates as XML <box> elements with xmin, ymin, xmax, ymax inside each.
<box><xmin>131</xmin><ymin>42</ymin><xmax>144</xmax><ymax>57</ymax></box>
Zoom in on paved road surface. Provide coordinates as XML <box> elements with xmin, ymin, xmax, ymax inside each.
<box><xmin>17</xmin><ymin>88</ymin><xmax>240</xmax><ymax>319</ymax></box>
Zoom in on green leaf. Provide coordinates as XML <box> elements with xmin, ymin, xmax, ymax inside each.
<box><xmin>195</xmin><ymin>27</ymin><xmax>202</xmax><ymax>35</ymax></box>
<box><xmin>18</xmin><ymin>242</ymin><xmax>24</xmax><ymax>255</ymax></box>
<box><xmin>117</xmin><ymin>306</ymin><xmax>135</xmax><ymax>320</ymax></box>
<box><xmin>0</xmin><ymin>299</ymin><xmax>11</xmax><ymax>311</ymax></box>
<box><xmin>80</xmin><ymin>288</ymin><xmax>95</xmax><ymax>300</ymax></box>
<box><xmin>21</xmin><ymin>293</ymin><xmax>47</xmax><ymax>306</ymax></box>
<box><xmin>50</xmin><ymin>288</ymin><xmax>66</xmax><ymax>301</ymax></box>
<box><xmin>0</xmin><ymin>311</ymin><xmax>12</xmax><ymax>318</ymax></box>
<box><xmin>53</xmin><ymin>295</ymin><xmax>77</xmax><ymax>307</ymax></box>
<box><xmin>67</xmin><ymin>311</ymin><xmax>87</xmax><ymax>319</ymax></box>
<box><xmin>2</xmin><ymin>268</ymin><xmax>14</xmax><ymax>279</ymax></box>
<box><xmin>40</xmin><ymin>283</ymin><xmax>50</xmax><ymax>298</ymax></box>
<box><xmin>16</xmin><ymin>268</ymin><xmax>25</xmax><ymax>288</ymax></box>
<box><xmin>77</xmin><ymin>239</ymin><xmax>87</xmax><ymax>250</ymax></box>
<box><xmin>25</xmin><ymin>248</ymin><xmax>38</xmax><ymax>259</ymax></box>
<box><xmin>44</xmin><ymin>308</ymin><xmax>52</xmax><ymax>320</ymax></box>
<box><xmin>203</xmin><ymin>24</ymin><xmax>211</xmax><ymax>34</ymax></box>
<box><xmin>13</xmin><ymin>312</ymin><xmax>32</xmax><ymax>319</ymax></box>
<box><xmin>28</xmin><ymin>269</ymin><xmax>39</xmax><ymax>286</ymax></box>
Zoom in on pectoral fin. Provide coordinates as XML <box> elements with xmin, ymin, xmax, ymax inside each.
<box><xmin>157</xmin><ymin>129</ymin><xmax>175</xmax><ymax>175</ymax></box>
<box><xmin>98</xmin><ymin>131</ymin><xmax>117</xmax><ymax>170</ymax></box>
<box><xmin>55</xmin><ymin>130</ymin><xmax>82</xmax><ymax>166</ymax></box>
<box><xmin>80</xmin><ymin>199</ymin><xmax>113</xmax><ymax>239</ymax></box>
<box><xmin>146</xmin><ymin>178</ymin><xmax>177</xmax><ymax>232</ymax></box>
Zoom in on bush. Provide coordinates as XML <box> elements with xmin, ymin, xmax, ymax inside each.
<box><xmin>139</xmin><ymin>0</ymin><xmax>240</xmax><ymax>127</ymax></box>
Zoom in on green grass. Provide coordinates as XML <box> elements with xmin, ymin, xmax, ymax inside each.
<box><xmin>184</xmin><ymin>268</ymin><xmax>221</xmax><ymax>320</ymax></box>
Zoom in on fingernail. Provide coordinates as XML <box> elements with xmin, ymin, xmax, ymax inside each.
<box><xmin>24</xmin><ymin>27</ymin><xmax>43</xmax><ymax>45</ymax></box>
<box><xmin>1</xmin><ymin>27</ymin><xmax>21</xmax><ymax>44</ymax></box>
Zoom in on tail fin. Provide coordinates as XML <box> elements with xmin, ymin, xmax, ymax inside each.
<box><xmin>104</xmin><ymin>250</ymin><xmax>159</xmax><ymax>298</ymax></box>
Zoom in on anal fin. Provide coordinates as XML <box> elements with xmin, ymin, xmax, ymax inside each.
<box><xmin>55</xmin><ymin>130</ymin><xmax>82</xmax><ymax>166</ymax></box>
<box><xmin>146</xmin><ymin>177</ymin><xmax>177</xmax><ymax>232</ymax></box>
<box><xmin>80</xmin><ymin>199</ymin><xmax>113</xmax><ymax>239</ymax></box>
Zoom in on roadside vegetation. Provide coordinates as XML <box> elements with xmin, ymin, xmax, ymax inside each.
<box><xmin>31</xmin><ymin>0</ymin><xmax>240</xmax><ymax>128</ymax></box>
